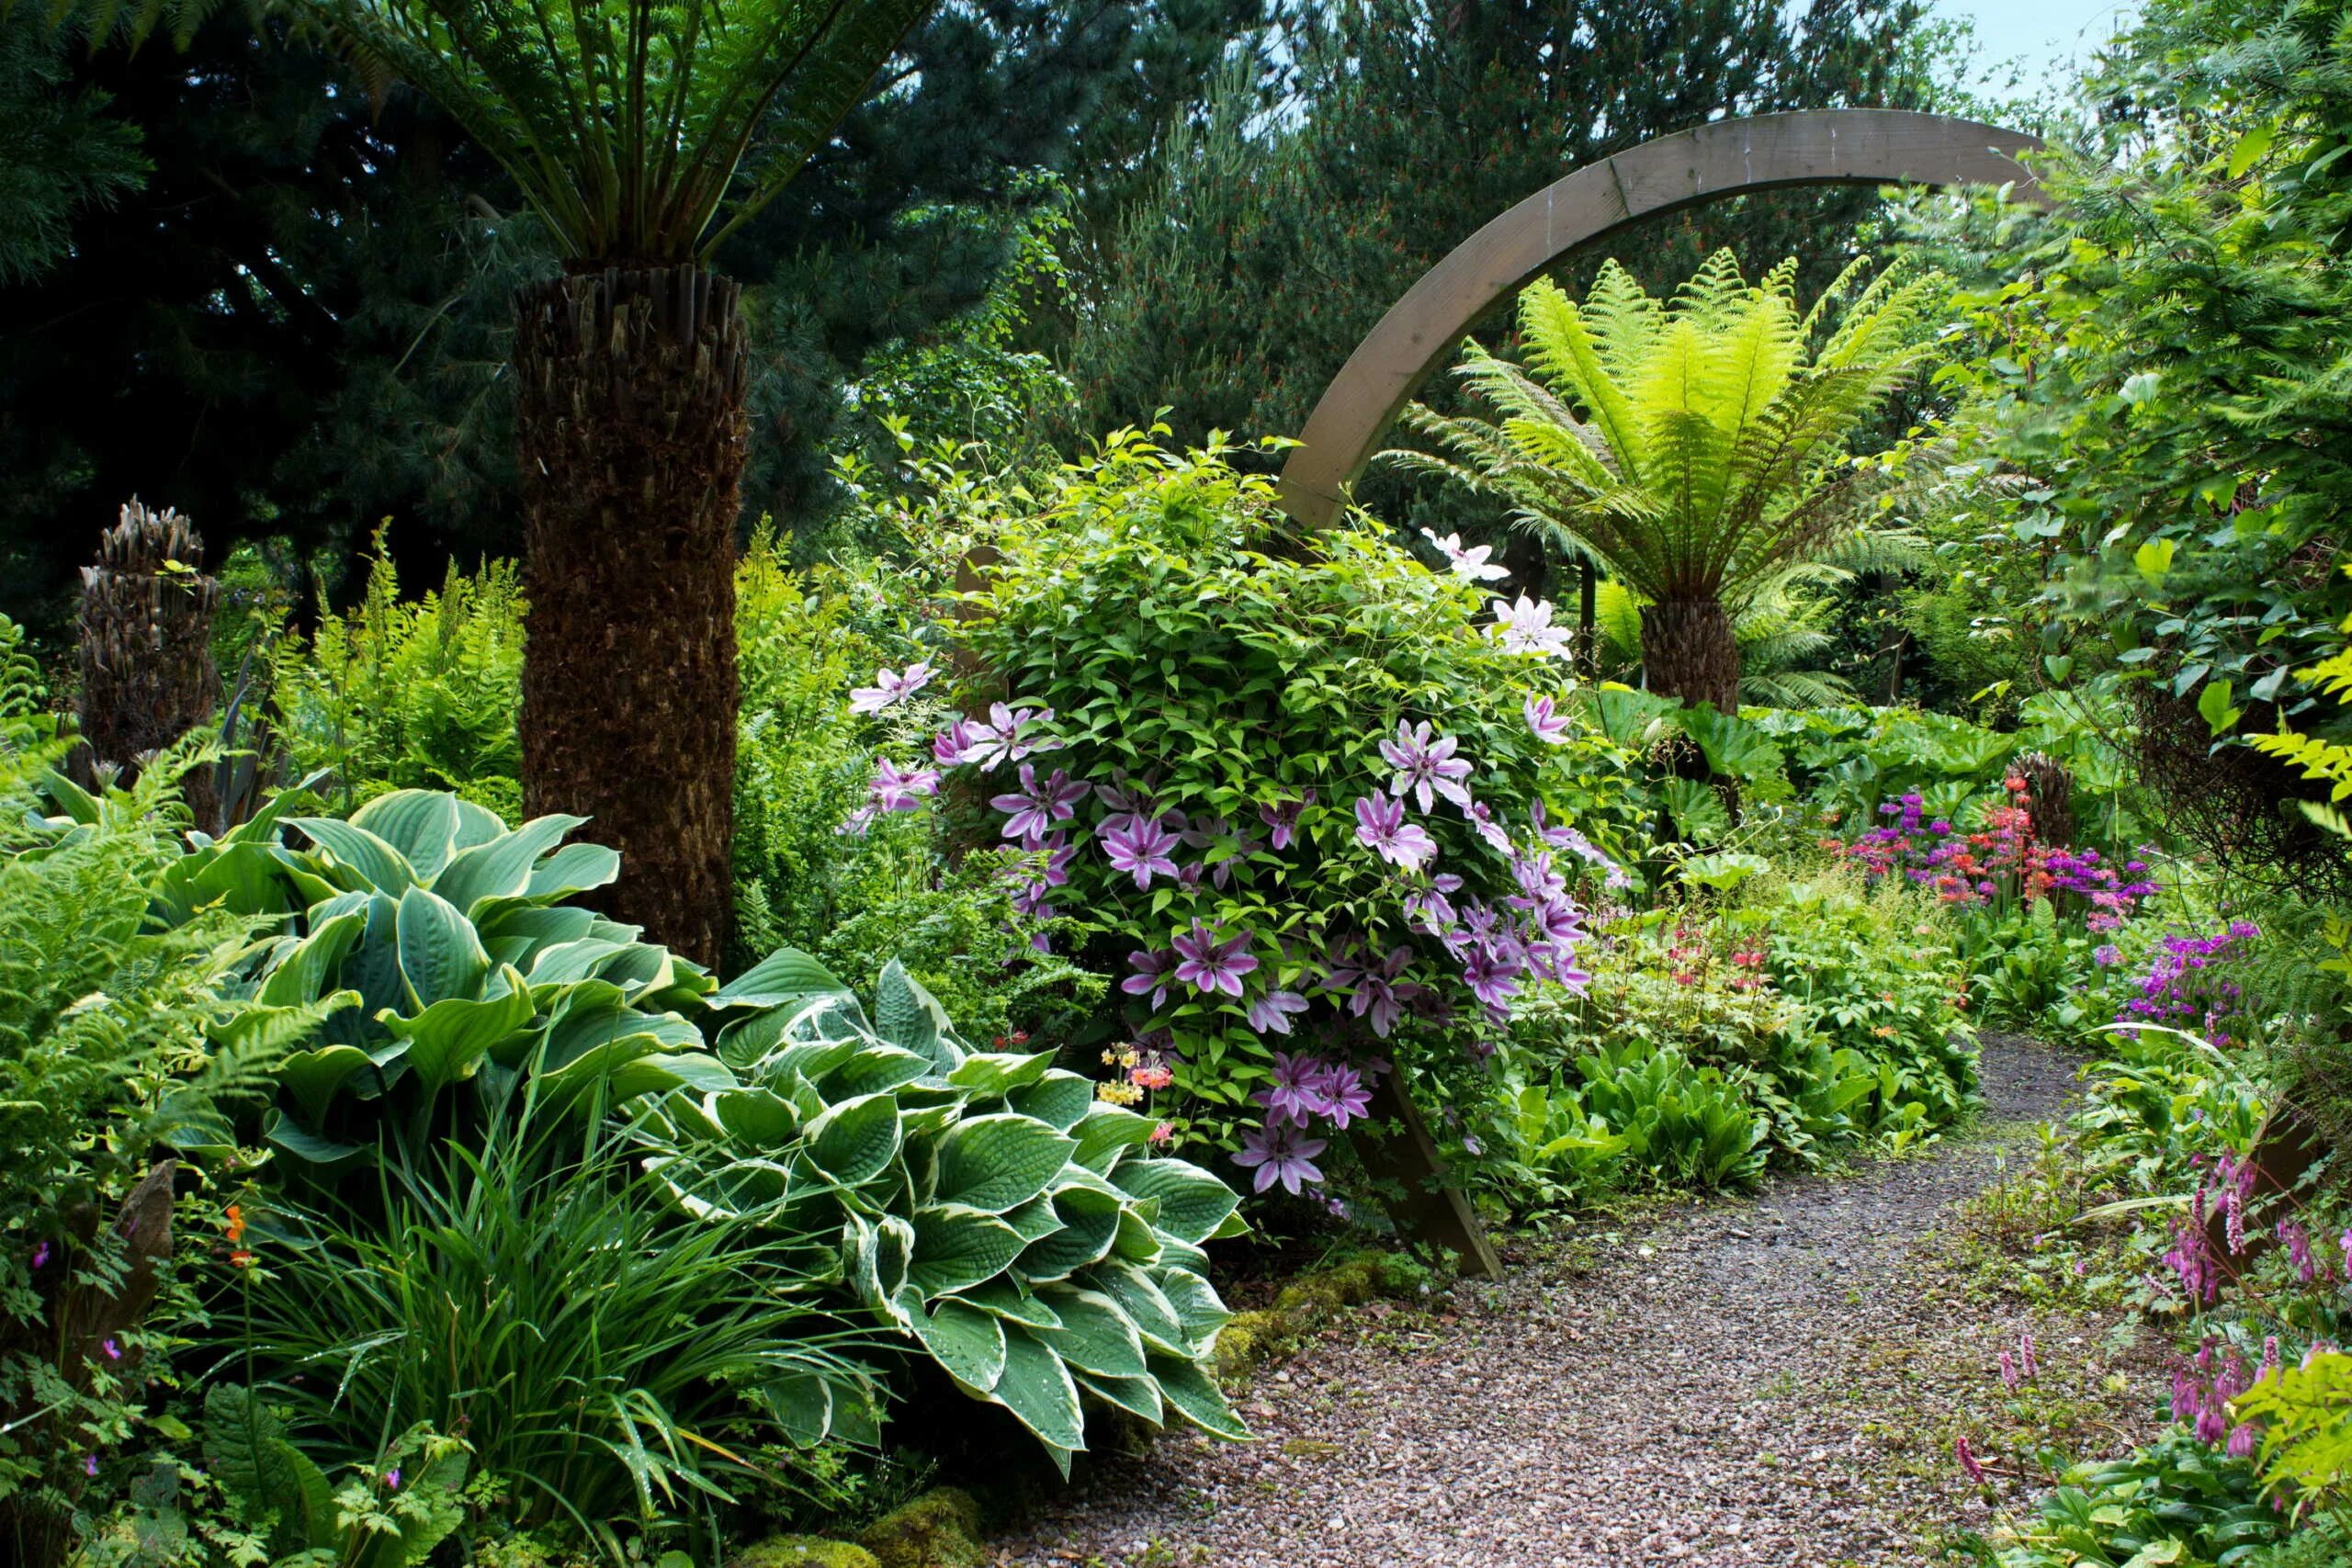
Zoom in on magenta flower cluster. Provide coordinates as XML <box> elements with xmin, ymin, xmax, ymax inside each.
<box><xmin>2117</xmin><ymin>921</ymin><xmax>2258</xmax><ymax>1045</ymax></box>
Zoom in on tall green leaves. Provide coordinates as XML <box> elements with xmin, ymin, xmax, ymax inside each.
<box><xmin>287</xmin><ymin>0</ymin><xmax>936</xmax><ymax>262</ymax></box>
<box><xmin>1395</xmin><ymin>252</ymin><xmax>1945</xmax><ymax>610</ymax></box>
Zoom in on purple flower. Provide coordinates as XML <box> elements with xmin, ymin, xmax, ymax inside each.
<box><xmin>385</xmin><ymin>1467</ymin><xmax>401</xmax><ymax>1491</ymax></box>
<box><xmin>1354</xmin><ymin>794</ymin><xmax>1437</xmax><ymax>871</ymax></box>
<box><xmin>1380</xmin><ymin>720</ymin><xmax>1475</xmax><ymax>812</ymax></box>
<box><xmin>848</xmin><ymin>660</ymin><xmax>934</xmax><ymax>715</ymax></box>
<box><xmin>1124</xmin><ymin>949</ymin><xmax>1179</xmax><ymax>1012</ymax></box>
<box><xmin>85</xmin><ymin>1453</ymin><xmax>98</xmax><ymax>1478</ymax></box>
<box><xmin>933</xmin><ymin>718</ymin><xmax>979</xmax><ymax>766</ymax></box>
<box><xmin>1171</xmin><ymin>922</ymin><xmax>1260</xmax><ymax>998</ymax></box>
<box><xmin>1459</xmin><ymin>799</ymin><xmax>1514</xmax><ymax>854</ymax></box>
<box><xmin>1419</xmin><ymin>528</ymin><xmax>1510</xmax><ymax>582</ymax></box>
<box><xmin>1246</xmin><ymin>989</ymin><xmax>1311</xmax><ymax>1036</ymax></box>
<box><xmin>1461</xmin><ymin>942</ymin><xmax>1524</xmax><ymax>1011</ymax></box>
<box><xmin>2092</xmin><ymin>943</ymin><xmax>2122</xmax><ymax>967</ymax></box>
<box><xmin>1259</xmin><ymin>793</ymin><xmax>1312</xmax><ymax>851</ymax></box>
<box><xmin>1523</xmin><ymin>693</ymin><xmax>1572</xmax><ymax>744</ymax></box>
<box><xmin>2226</xmin><ymin>1422</ymin><xmax>2258</xmax><ymax>1458</ymax></box>
<box><xmin>867</xmin><ymin>758</ymin><xmax>941</xmax><ymax>814</ymax></box>
<box><xmin>1233</xmin><ymin>1123</ymin><xmax>1328</xmax><ymax>1196</ymax></box>
<box><xmin>1102</xmin><ymin>816</ymin><xmax>1182</xmax><ymax>889</ymax></box>
<box><xmin>989</xmin><ymin>762</ymin><xmax>1090</xmax><ymax>847</ymax></box>
<box><xmin>30</xmin><ymin>1242</ymin><xmax>47</xmax><ymax>1271</ymax></box>
<box><xmin>961</xmin><ymin>703</ymin><xmax>1061</xmax><ymax>771</ymax></box>
<box><xmin>1316</xmin><ymin>1062</ymin><xmax>1374</xmax><ymax>1128</ymax></box>
<box><xmin>1955</xmin><ymin>1435</ymin><xmax>1985</xmax><ymax>1485</ymax></box>
<box><xmin>1489</xmin><ymin>594</ymin><xmax>1575</xmax><ymax>660</ymax></box>
<box><xmin>2018</xmin><ymin>1329</ymin><xmax>2038</xmax><ymax>1379</ymax></box>
<box><xmin>1347</xmin><ymin>945</ymin><xmax>1426</xmax><ymax>1038</ymax></box>
<box><xmin>1998</xmin><ymin>1350</ymin><xmax>2018</xmax><ymax>1391</ymax></box>
<box><xmin>1257</xmin><ymin>1051</ymin><xmax>1328</xmax><ymax>1124</ymax></box>
<box><xmin>101</xmin><ymin>1337</ymin><xmax>120</xmax><ymax>1361</ymax></box>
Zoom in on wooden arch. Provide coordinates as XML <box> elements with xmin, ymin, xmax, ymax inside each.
<box><xmin>1320</xmin><ymin>109</ymin><xmax>2048</xmax><ymax>1278</ymax></box>
<box><xmin>1274</xmin><ymin>108</ymin><xmax>2048</xmax><ymax>529</ymax></box>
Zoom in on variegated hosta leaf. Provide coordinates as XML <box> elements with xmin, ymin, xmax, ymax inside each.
<box><xmin>931</xmin><ymin>1114</ymin><xmax>1079</xmax><ymax>1214</ymax></box>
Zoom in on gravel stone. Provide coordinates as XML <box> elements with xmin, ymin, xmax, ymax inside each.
<box><xmin>993</xmin><ymin>1035</ymin><xmax>2161</xmax><ymax>1567</ymax></box>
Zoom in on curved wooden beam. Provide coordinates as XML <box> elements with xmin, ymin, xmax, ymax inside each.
<box><xmin>1275</xmin><ymin>108</ymin><xmax>2050</xmax><ymax>526</ymax></box>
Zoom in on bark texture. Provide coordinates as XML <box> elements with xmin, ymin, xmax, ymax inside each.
<box><xmin>514</xmin><ymin>265</ymin><xmax>747</xmax><ymax>968</ymax></box>
<box><xmin>73</xmin><ymin>502</ymin><xmax>219</xmax><ymax>822</ymax></box>
<box><xmin>1639</xmin><ymin>596</ymin><xmax>1740</xmax><ymax>714</ymax></box>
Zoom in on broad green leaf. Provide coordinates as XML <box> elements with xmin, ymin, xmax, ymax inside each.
<box><xmin>908</xmin><ymin>1205</ymin><xmax>1024</xmax><ymax>1297</ymax></box>
<box><xmin>1000</xmin><ymin>1196</ymin><xmax>1066</xmax><ymax>1244</ymax></box>
<box><xmin>1111</xmin><ymin>1158</ymin><xmax>1239</xmax><ymax>1246</ymax></box>
<box><xmin>808</xmin><ymin>1093</ymin><xmax>902</xmax><ymax>1185</ymax></box>
<box><xmin>910</xmin><ymin>1300</ymin><xmax>1009</xmax><ymax>1393</ymax></box>
<box><xmin>277</xmin><ymin>1043</ymin><xmax>378</xmax><ymax>1125</ymax></box>
<box><xmin>1071</xmin><ymin>1106</ymin><xmax>1159</xmax><ymax>1170</ymax></box>
<box><xmin>1021</xmin><ymin>1189</ymin><xmax>1121</xmax><ymax>1281</ymax></box>
<box><xmin>1035</xmin><ymin>1286</ymin><xmax>1148</xmax><ymax>1379</ymax></box>
<box><xmin>1075</xmin><ymin>1371</ymin><xmax>1165</xmax><ymax>1427</ymax></box>
<box><xmin>825</xmin><ymin>1043</ymin><xmax>935</xmax><ymax>1100</ymax></box>
<box><xmin>254</xmin><ymin>910</ymin><xmax>365</xmax><ymax>1009</ymax></box>
<box><xmin>712</xmin><ymin>1087</ymin><xmax>799</xmax><ymax>1147</ymax></box>
<box><xmin>874</xmin><ymin>958</ymin><xmax>958</xmax><ymax>1066</ymax></box>
<box><xmin>431</xmin><ymin>813</ymin><xmax>585</xmax><ymax>915</ymax></box>
<box><xmin>933</xmin><ymin>1114</ymin><xmax>1078</xmax><ymax>1213</ymax></box>
<box><xmin>1148</xmin><ymin>1353</ymin><xmax>1250</xmax><ymax>1441</ymax></box>
<box><xmin>1090</xmin><ymin>1262</ymin><xmax>1187</xmax><ymax>1354</ymax></box>
<box><xmin>287</xmin><ymin>818</ymin><xmax>417</xmax><ymax>896</ymax></box>
<box><xmin>379</xmin><ymin>965</ymin><xmax>536</xmax><ymax>1093</ymax></box>
<box><xmin>395</xmin><ymin>886</ymin><xmax>491</xmax><ymax>1009</ymax></box>
<box><xmin>985</xmin><ymin>1327</ymin><xmax>1086</xmax><ymax>1456</ymax></box>
<box><xmin>713</xmin><ymin>946</ymin><xmax>855</xmax><ymax>1010</ymax></box>
<box><xmin>537</xmin><ymin>1044</ymin><xmax>734</xmax><ymax>1114</ymax></box>
<box><xmin>2226</xmin><ymin>117</ymin><xmax>2277</xmax><ymax>178</ymax></box>
<box><xmin>947</xmin><ymin>1051</ymin><xmax>1057</xmax><ymax>1098</ymax></box>
<box><xmin>263</xmin><ymin>1112</ymin><xmax>367</xmax><ymax>1169</ymax></box>
<box><xmin>1152</xmin><ymin>1268</ymin><xmax>1233</xmax><ymax>1355</ymax></box>
<box><xmin>348</xmin><ymin>790</ymin><xmax>463</xmax><ymax>881</ymax></box>
<box><xmin>1008</xmin><ymin>1071</ymin><xmax>1095</xmax><ymax>1130</ymax></box>
<box><xmin>2133</xmin><ymin>536</ymin><xmax>2177</xmax><ymax>586</ymax></box>
<box><xmin>957</xmin><ymin>1279</ymin><xmax>1064</xmax><ymax>1330</ymax></box>
<box><xmin>525</xmin><ymin>841</ymin><xmax>621</xmax><ymax>900</ymax></box>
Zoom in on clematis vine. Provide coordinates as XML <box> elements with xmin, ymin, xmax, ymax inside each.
<box><xmin>1102</xmin><ymin>815</ymin><xmax>1182</xmax><ymax>888</ymax></box>
<box><xmin>990</xmin><ymin>763</ymin><xmax>1091</xmax><ymax>847</ymax></box>
<box><xmin>1489</xmin><ymin>594</ymin><xmax>1576</xmax><ymax>660</ymax></box>
<box><xmin>1380</xmin><ymin>720</ymin><xmax>1475</xmax><ymax>811</ymax></box>
<box><xmin>1354</xmin><ymin>793</ymin><xmax>1438</xmax><ymax>871</ymax></box>
<box><xmin>848</xmin><ymin>660</ymin><xmax>934</xmax><ymax>714</ymax></box>
<box><xmin>1258</xmin><ymin>792</ymin><xmax>1312</xmax><ymax>850</ymax></box>
<box><xmin>1171</xmin><ymin>921</ymin><xmax>1259</xmax><ymax>998</ymax></box>
<box><xmin>1419</xmin><ymin>528</ymin><xmax>1510</xmax><ymax>583</ymax></box>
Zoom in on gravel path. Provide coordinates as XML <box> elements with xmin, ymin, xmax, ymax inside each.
<box><xmin>996</xmin><ymin>1034</ymin><xmax>2163</xmax><ymax>1568</ymax></box>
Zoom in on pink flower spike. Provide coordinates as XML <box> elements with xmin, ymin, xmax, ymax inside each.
<box><xmin>2018</xmin><ymin>1330</ymin><xmax>2038</xmax><ymax>1380</ymax></box>
<box><xmin>1998</xmin><ymin>1350</ymin><xmax>2018</xmax><ymax>1391</ymax></box>
<box><xmin>1954</xmin><ymin>1435</ymin><xmax>1986</xmax><ymax>1485</ymax></box>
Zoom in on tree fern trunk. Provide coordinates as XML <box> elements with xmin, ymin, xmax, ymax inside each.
<box><xmin>1639</xmin><ymin>596</ymin><xmax>1740</xmax><ymax>714</ymax></box>
<box><xmin>513</xmin><ymin>265</ymin><xmax>745</xmax><ymax>969</ymax></box>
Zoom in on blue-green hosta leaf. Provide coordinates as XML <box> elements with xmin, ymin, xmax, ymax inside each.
<box><xmin>956</xmin><ymin>1279</ymin><xmax>1064</xmax><ymax>1331</ymax></box>
<box><xmin>1088</xmin><ymin>1262</ymin><xmax>1187</xmax><ymax>1355</ymax></box>
<box><xmin>842</xmin><ymin>1215</ymin><xmax>915</xmax><ymax>1328</ymax></box>
<box><xmin>254</xmin><ymin>909</ymin><xmax>366</xmax><ymax>1009</ymax></box>
<box><xmin>711</xmin><ymin>1087</ymin><xmax>799</xmax><ymax>1147</ymax></box>
<box><xmin>713</xmin><ymin>946</ymin><xmax>856</xmax><ymax>1010</ymax></box>
<box><xmin>536</xmin><ymin>1045</ymin><xmax>734</xmax><ymax>1115</ymax></box>
<box><xmin>263</xmin><ymin>1111</ymin><xmax>368</xmax><ymax>1171</ymax></box>
<box><xmin>1007</xmin><ymin>1072</ymin><xmax>1096</xmax><ymax>1130</ymax></box>
<box><xmin>985</xmin><ymin>1328</ymin><xmax>1086</xmax><ymax>1462</ymax></box>
<box><xmin>1111</xmin><ymin>1205</ymin><xmax>1165</xmax><ymax>1266</ymax></box>
<box><xmin>808</xmin><ymin>1093</ymin><xmax>903</xmax><ymax>1185</ymax></box>
<box><xmin>999</xmin><ymin>1197</ymin><xmax>1066</xmax><ymax>1245</ymax></box>
<box><xmin>320</xmin><ymin>894</ymin><xmax>403</xmax><ymax>1044</ymax></box>
<box><xmin>277</xmin><ymin>1043</ymin><xmax>379</xmax><ymax>1125</ymax></box>
<box><xmin>1151</xmin><ymin>1269</ymin><xmax>1233</xmax><ymax>1357</ymax></box>
<box><xmin>908</xmin><ymin>1205</ymin><xmax>1023</xmax><ymax>1298</ymax></box>
<box><xmin>947</xmin><ymin>1051</ymin><xmax>1057</xmax><ymax>1099</ymax></box>
<box><xmin>1017</xmin><ymin>1188</ymin><xmax>1121</xmax><ymax>1281</ymax></box>
<box><xmin>1075</xmin><ymin>1371</ymin><xmax>1165</xmax><ymax>1427</ymax></box>
<box><xmin>524</xmin><ymin>841</ymin><xmax>621</xmax><ymax>901</ymax></box>
<box><xmin>1206</xmin><ymin>1209</ymin><xmax>1251</xmax><ymax>1242</ymax></box>
<box><xmin>806</xmin><ymin>1043</ymin><xmax>927</xmax><ymax>1103</ymax></box>
<box><xmin>379</xmin><ymin>965</ymin><xmax>536</xmax><ymax>1094</ymax></box>
<box><xmin>1035</xmin><ymin>1286</ymin><xmax>1148</xmax><ymax>1380</ymax></box>
<box><xmin>763</xmin><ymin>1371</ymin><xmax>837</xmax><ymax>1448</ymax></box>
<box><xmin>1071</xmin><ymin>1106</ymin><xmax>1160</xmax><ymax>1171</ymax></box>
<box><xmin>910</xmin><ymin>1299</ymin><xmax>1009</xmax><ymax>1393</ymax></box>
<box><xmin>447</xmin><ymin>795</ymin><xmax>505</xmax><ymax>848</ymax></box>
<box><xmin>1111</xmin><ymin>1158</ymin><xmax>1239</xmax><ymax>1246</ymax></box>
<box><xmin>871</xmin><ymin>958</ymin><xmax>962</xmax><ymax>1065</ymax></box>
<box><xmin>933</xmin><ymin>1115</ymin><xmax>1079</xmax><ymax>1213</ymax></box>
<box><xmin>395</xmin><ymin>886</ymin><xmax>490</xmax><ymax>1009</ymax></box>
<box><xmin>430</xmin><ymin>813</ymin><xmax>584</xmax><ymax>916</ymax></box>
<box><xmin>286</xmin><ymin>818</ymin><xmax>417</xmax><ymax>897</ymax></box>
<box><xmin>477</xmin><ymin>905</ymin><xmax>599</xmax><ymax>971</ymax></box>
<box><xmin>1148</xmin><ymin>1353</ymin><xmax>1249</xmax><ymax>1441</ymax></box>
<box><xmin>348</xmin><ymin>790</ymin><xmax>463</xmax><ymax>881</ymax></box>
<box><xmin>537</xmin><ymin>987</ymin><xmax>702</xmax><ymax>1070</ymax></box>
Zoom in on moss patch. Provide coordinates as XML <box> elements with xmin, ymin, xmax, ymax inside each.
<box><xmin>1211</xmin><ymin>1248</ymin><xmax>1431</xmax><ymax>1384</ymax></box>
<box><xmin>726</xmin><ymin>1537</ymin><xmax>882</xmax><ymax>1568</ymax></box>
<box><xmin>855</xmin><ymin>1486</ymin><xmax>987</xmax><ymax>1568</ymax></box>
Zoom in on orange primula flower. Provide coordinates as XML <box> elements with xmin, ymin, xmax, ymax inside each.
<box><xmin>222</xmin><ymin>1204</ymin><xmax>246</xmax><ymax>1245</ymax></box>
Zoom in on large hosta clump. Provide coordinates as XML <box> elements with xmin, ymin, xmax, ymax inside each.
<box><xmin>159</xmin><ymin>788</ymin><xmax>1242</xmax><ymax>1468</ymax></box>
<box><xmin>637</xmin><ymin>948</ymin><xmax>1249</xmax><ymax>1472</ymax></box>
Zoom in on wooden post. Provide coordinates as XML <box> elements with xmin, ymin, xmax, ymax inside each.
<box><xmin>1353</xmin><ymin>1071</ymin><xmax>1504</xmax><ymax>1280</ymax></box>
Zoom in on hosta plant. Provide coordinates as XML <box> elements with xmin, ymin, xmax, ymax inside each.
<box><xmin>633</xmin><ymin>949</ymin><xmax>1250</xmax><ymax>1475</ymax></box>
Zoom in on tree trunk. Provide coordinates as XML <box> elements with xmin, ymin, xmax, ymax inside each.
<box><xmin>1639</xmin><ymin>596</ymin><xmax>1740</xmax><ymax>714</ymax></box>
<box><xmin>73</xmin><ymin>502</ymin><xmax>219</xmax><ymax>824</ymax></box>
<box><xmin>513</xmin><ymin>265</ymin><xmax>747</xmax><ymax>969</ymax></box>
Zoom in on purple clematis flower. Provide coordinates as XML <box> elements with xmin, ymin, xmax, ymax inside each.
<box><xmin>1234</xmin><ymin>1123</ymin><xmax>1329</xmax><ymax>1196</ymax></box>
<box><xmin>1380</xmin><ymin>720</ymin><xmax>1475</xmax><ymax>812</ymax></box>
<box><xmin>867</xmin><ymin>758</ymin><xmax>941</xmax><ymax>814</ymax></box>
<box><xmin>1462</xmin><ymin>942</ymin><xmax>1524</xmax><ymax>1010</ymax></box>
<box><xmin>1354</xmin><ymin>794</ymin><xmax>1437</xmax><ymax>872</ymax></box>
<box><xmin>848</xmin><ymin>660</ymin><xmax>935</xmax><ymax>715</ymax></box>
<box><xmin>1459</xmin><ymin>798</ymin><xmax>1514</xmax><ymax>854</ymax></box>
<box><xmin>1259</xmin><ymin>792</ymin><xmax>1313</xmax><ymax>851</ymax></box>
<box><xmin>1489</xmin><ymin>594</ymin><xmax>1576</xmax><ymax>660</ymax></box>
<box><xmin>1316</xmin><ymin>1062</ymin><xmax>1374</xmax><ymax>1128</ymax></box>
<box><xmin>1124</xmin><ymin>948</ymin><xmax>1179</xmax><ymax>1012</ymax></box>
<box><xmin>933</xmin><ymin>718</ymin><xmax>979</xmax><ymax>766</ymax></box>
<box><xmin>1523</xmin><ymin>693</ymin><xmax>1572</xmax><ymax>744</ymax></box>
<box><xmin>961</xmin><ymin>703</ymin><xmax>1061</xmax><ymax>771</ymax></box>
<box><xmin>1102</xmin><ymin>815</ymin><xmax>1182</xmax><ymax>888</ymax></box>
<box><xmin>1171</xmin><ymin>921</ymin><xmax>1259</xmax><ymax>998</ymax></box>
<box><xmin>1257</xmin><ymin>1050</ymin><xmax>1329</xmax><ymax>1124</ymax></box>
<box><xmin>990</xmin><ymin>763</ymin><xmax>1090</xmax><ymax>847</ymax></box>
<box><xmin>1419</xmin><ymin>528</ymin><xmax>1510</xmax><ymax>583</ymax></box>
<box><xmin>1246</xmin><ymin>988</ymin><xmax>1311</xmax><ymax>1036</ymax></box>
<box><xmin>1348</xmin><ymin>945</ymin><xmax>1426</xmax><ymax>1038</ymax></box>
